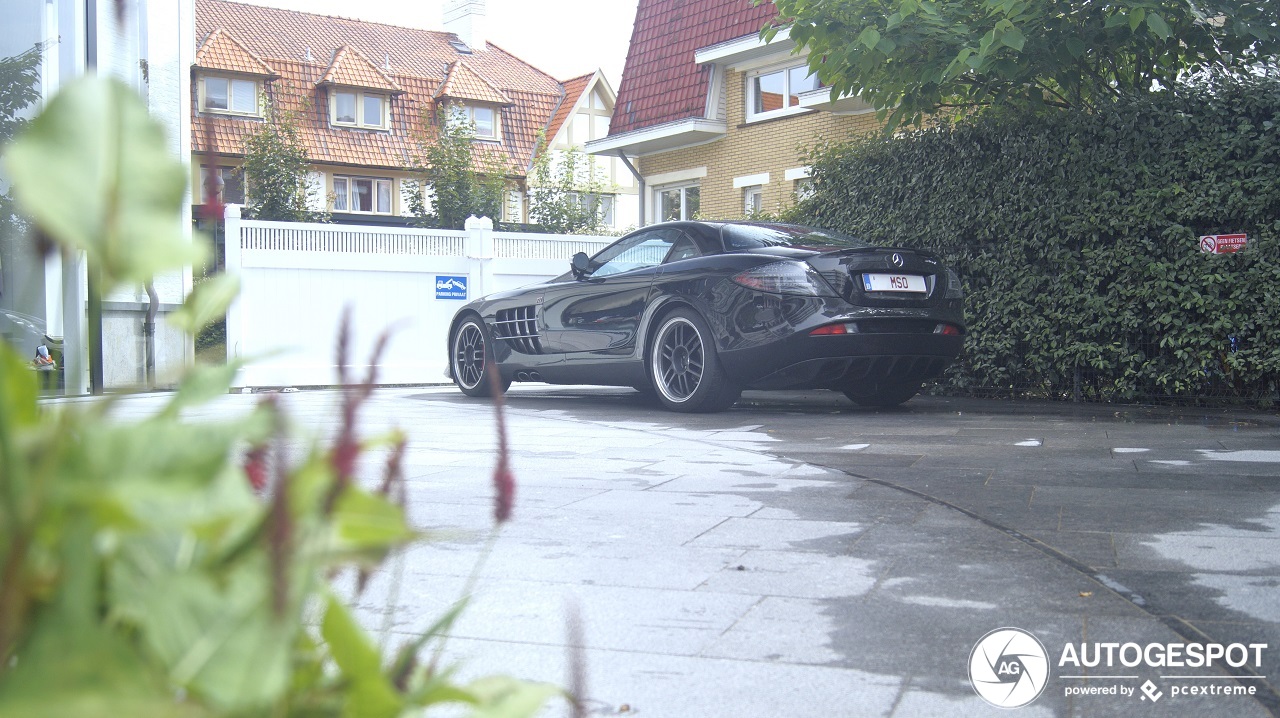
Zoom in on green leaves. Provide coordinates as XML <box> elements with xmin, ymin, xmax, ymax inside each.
<box><xmin>168</xmin><ymin>274</ymin><xmax>240</xmax><ymax>334</ymax></box>
<box><xmin>2</xmin><ymin>77</ymin><xmax>204</xmax><ymax>290</ymax></box>
<box><xmin>792</xmin><ymin>74</ymin><xmax>1280</xmax><ymax>404</ymax></box>
<box><xmin>770</xmin><ymin>0</ymin><xmax>1280</xmax><ymax>129</ymax></box>
<box><xmin>240</xmin><ymin>100</ymin><xmax>323</xmax><ymax>223</ymax></box>
<box><xmin>1146</xmin><ymin>13</ymin><xmax>1171</xmax><ymax>40</ymax></box>
<box><xmin>856</xmin><ymin>27</ymin><xmax>882</xmax><ymax>50</ymax></box>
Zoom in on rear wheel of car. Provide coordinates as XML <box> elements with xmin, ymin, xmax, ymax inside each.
<box><xmin>842</xmin><ymin>382</ymin><xmax>921</xmax><ymax>408</ymax></box>
<box><xmin>648</xmin><ymin>309</ymin><xmax>740</xmax><ymax>413</ymax></box>
<box><xmin>450</xmin><ymin>316</ymin><xmax>509</xmax><ymax>397</ymax></box>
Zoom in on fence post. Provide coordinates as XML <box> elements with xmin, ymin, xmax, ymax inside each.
<box><xmin>465</xmin><ymin>215</ymin><xmax>494</xmax><ymax>299</ymax></box>
<box><xmin>224</xmin><ymin>204</ymin><xmax>243</xmax><ymax>369</ymax></box>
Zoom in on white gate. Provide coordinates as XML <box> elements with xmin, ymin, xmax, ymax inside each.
<box><xmin>223</xmin><ymin>207</ymin><xmax>612</xmax><ymax>387</ymax></box>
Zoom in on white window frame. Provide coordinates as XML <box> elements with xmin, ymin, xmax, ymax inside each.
<box><xmin>745</xmin><ymin>60</ymin><xmax>820</xmax><ymax>122</ymax></box>
<box><xmin>198</xmin><ymin>165</ymin><xmax>245</xmax><ymax>204</ymax></box>
<box><xmin>200</xmin><ymin>75</ymin><xmax>261</xmax><ymax>116</ymax></box>
<box><xmin>569</xmin><ymin>192</ymin><xmax>616</xmax><ymax>227</ymax></box>
<box><xmin>450</xmin><ymin>104</ymin><xmax>501</xmax><ymax>141</ymax></box>
<box><xmin>331</xmin><ymin>89</ymin><xmax>388</xmax><ymax>130</ymax></box>
<box><xmin>332</xmin><ymin>175</ymin><xmax>394</xmax><ymax>214</ymax></box>
<box><xmin>743</xmin><ymin>185</ymin><xmax>763</xmax><ymax>214</ymax></box>
<box><xmin>655</xmin><ymin>183</ymin><xmax>700</xmax><ymax>223</ymax></box>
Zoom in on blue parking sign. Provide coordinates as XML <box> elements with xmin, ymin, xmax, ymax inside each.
<box><xmin>435</xmin><ymin>276</ymin><xmax>468</xmax><ymax>300</ymax></box>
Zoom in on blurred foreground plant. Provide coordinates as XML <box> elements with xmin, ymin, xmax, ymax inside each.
<box><xmin>0</xmin><ymin>76</ymin><xmax>553</xmax><ymax>717</ymax></box>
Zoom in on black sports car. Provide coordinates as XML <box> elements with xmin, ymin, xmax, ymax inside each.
<box><xmin>447</xmin><ymin>221</ymin><xmax>964</xmax><ymax>412</ymax></box>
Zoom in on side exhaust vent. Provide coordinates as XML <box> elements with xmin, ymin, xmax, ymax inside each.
<box><xmin>493</xmin><ymin>305</ymin><xmax>542</xmax><ymax>355</ymax></box>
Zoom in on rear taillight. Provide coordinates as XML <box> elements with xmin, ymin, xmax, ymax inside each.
<box><xmin>732</xmin><ymin>261</ymin><xmax>837</xmax><ymax>297</ymax></box>
<box><xmin>934</xmin><ymin>323</ymin><xmax>962</xmax><ymax>335</ymax></box>
<box><xmin>810</xmin><ymin>323</ymin><xmax>857</xmax><ymax>336</ymax></box>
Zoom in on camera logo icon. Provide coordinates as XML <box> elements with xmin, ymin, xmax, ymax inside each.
<box><xmin>969</xmin><ymin>627</ymin><xmax>1051</xmax><ymax>708</ymax></box>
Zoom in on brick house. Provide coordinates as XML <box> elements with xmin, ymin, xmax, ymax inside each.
<box><xmin>586</xmin><ymin>0</ymin><xmax>878</xmax><ymax>224</ymax></box>
<box><xmin>191</xmin><ymin>0</ymin><xmax>635</xmax><ymax>228</ymax></box>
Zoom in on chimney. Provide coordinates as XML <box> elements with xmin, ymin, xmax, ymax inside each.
<box><xmin>443</xmin><ymin>0</ymin><xmax>487</xmax><ymax>52</ymax></box>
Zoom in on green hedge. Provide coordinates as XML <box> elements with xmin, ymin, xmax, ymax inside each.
<box><xmin>793</xmin><ymin>75</ymin><xmax>1280</xmax><ymax>405</ymax></box>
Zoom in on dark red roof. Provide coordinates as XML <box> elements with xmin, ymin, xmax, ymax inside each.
<box><xmin>611</xmin><ymin>0</ymin><xmax>777</xmax><ymax>135</ymax></box>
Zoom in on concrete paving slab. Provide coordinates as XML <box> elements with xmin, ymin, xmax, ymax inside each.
<box><xmin>685</xmin><ymin>516</ymin><xmax>866</xmax><ymax>551</ymax></box>
<box><xmin>696</xmin><ymin>550</ymin><xmax>879</xmax><ymax>599</ymax></box>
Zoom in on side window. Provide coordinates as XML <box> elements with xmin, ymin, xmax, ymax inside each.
<box><xmin>664</xmin><ymin>235</ymin><xmax>701</xmax><ymax>264</ymax></box>
<box><xmin>591</xmin><ymin>229</ymin><xmax>683</xmax><ymax>277</ymax></box>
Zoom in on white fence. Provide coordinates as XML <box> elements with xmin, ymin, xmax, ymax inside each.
<box><xmin>224</xmin><ymin>207</ymin><xmax>613</xmax><ymax>387</ymax></box>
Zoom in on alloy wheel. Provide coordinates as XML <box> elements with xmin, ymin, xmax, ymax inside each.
<box><xmin>654</xmin><ymin>317</ymin><xmax>705</xmax><ymax>403</ymax></box>
<box><xmin>453</xmin><ymin>322</ymin><xmax>487</xmax><ymax>390</ymax></box>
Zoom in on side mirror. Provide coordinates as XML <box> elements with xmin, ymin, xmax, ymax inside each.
<box><xmin>571</xmin><ymin>252</ymin><xmax>591</xmax><ymax>279</ymax></box>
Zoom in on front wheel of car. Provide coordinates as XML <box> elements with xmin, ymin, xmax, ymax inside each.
<box><xmin>648</xmin><ymin>309</ymin><xmax>740</xmax><ymax>413</ymax></box>
<box><xmin>842</xmin><ymin>382</ymin><xmax>921</xmax><ymax>408</ymax></box>
<box><xmin>450</xmin><ymin>316</ymin><xmax>509</xmax><ymax>397</ymax></box>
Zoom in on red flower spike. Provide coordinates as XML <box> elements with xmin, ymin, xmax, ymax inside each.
<box><xmin>486</xmin><ymin>363</ymin><xmax>515</xmax><ymax>524</ymax></box>
<box><xmin>244</xmin><ymin>445</ymin><xmax>269</xmax><ymax>492</ymax></box>
<box><xmin>196</xmin><ymin>117</ymin><xmax>225</xmax><ymax>223</ymax></box>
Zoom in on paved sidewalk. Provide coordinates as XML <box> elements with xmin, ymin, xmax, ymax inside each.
<box><xmin>108</xmin><ymin>387</ymin><xmax>1277</xmax><ymax>717</ymax></box>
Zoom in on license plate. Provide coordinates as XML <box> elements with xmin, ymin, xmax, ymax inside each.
<box><xmin>863</xmin><ymin>273</ymin><xmax>927</xmax><ymax>293</ymax></box>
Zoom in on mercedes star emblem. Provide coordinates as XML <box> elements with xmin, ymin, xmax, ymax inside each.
<box><xmin>891</xmin><ymin>253</ymin><xmax>904</xmax><ymax>267</ymax></box>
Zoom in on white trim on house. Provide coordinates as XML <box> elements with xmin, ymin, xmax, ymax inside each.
<box><xmin>694</xmin><ymin>26</ymin><xmax>793</xmax><ymax>68</ymax></box>
<box><xmin>585</xmin><ymin>117</ymin><xmax>727</xmax><ymax>157</ymax></box>
<box><xmin>797</xmin><ymin>87</ymin><xmax>874</xmax><ymax>115</ymax></box>
<box><xmin>783</xmin><ymin>166</ymin><xmax>811</xmax><ymax>181</ymax></box>
<box><xmin>644</xmin><ymin>167</ymin><xmax>707</xmax><ymax>186</ymax></box>
<box><xmin>733</xmin><ymin>172</ymin><xmax>770</xmax><ymax>188</ymax></box>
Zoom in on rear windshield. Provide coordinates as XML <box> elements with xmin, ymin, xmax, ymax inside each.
<box><xmin>720</xmin><ymin>223</ymin><xmax>872</xmax><ymax>251</ymax></box>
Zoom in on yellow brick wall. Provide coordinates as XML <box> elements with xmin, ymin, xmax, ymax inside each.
<box><xmin>639</xmin><ymin>68</ymin><xmax>883</xmax><ymax>221</ymax></box>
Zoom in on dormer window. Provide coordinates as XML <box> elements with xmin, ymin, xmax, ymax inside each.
<box><xmin>331</xmin><ymin>89</ymin><xmax>387</xmax><ymax>129</ymax></box>
<box><xmin>200</xmin><ymin>75</ymin><xmax>260</xmax><ymax>116</ymax></box>
<box><xmin>449</xmin><ymin>104</ymin><xmax>500</xmax><ymax>141</ymax></box>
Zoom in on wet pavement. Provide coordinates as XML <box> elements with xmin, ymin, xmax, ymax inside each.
<box><xmin>106</xmin><ymin>386</ymin><xmax>1279</xmax><ymax>717</ymax></box>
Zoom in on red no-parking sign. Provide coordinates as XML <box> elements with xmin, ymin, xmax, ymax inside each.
<box><xmin>1199</xmin><ymin>234</ymin><xmax>1248</xmax><ymax>254</ymax></box>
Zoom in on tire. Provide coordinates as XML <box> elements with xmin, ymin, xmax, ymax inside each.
<box><xmin>450</xmin><ymin>316</ymin><xmax>510</xmax><ymax>397</ymax></box>
<box><xmin>648</xmin><ymin>309</ymin><xmax>740</xmax><ymax>413</ymax></box>
<box><xmin>842</xmin><ymin>382</ymin><xmax>920</xmax><ymax>408</ymax></box>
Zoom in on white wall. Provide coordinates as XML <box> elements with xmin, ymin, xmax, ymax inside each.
<box><xmin>96</xmin><ymin>0</ymin><xmax>196</xmax><ymax>389</ymax></box>
<box><xmin>224</xmin><ymin>209</ymin><xmax>612</xmax><ymax>388</ymax></box>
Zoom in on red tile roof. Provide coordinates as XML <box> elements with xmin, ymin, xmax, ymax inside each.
<box><xmin>319</xmin><ymin>45</ymin><xmax>403</xmax><ymax>93</ymax></box>
<box><xmin>436</xmin><ymin>60</ymin><xmax>512</xmax><ymax>105</ymax></box>
<box><xmin>194</xmin><ymin>27</ymin><xmax>276</xmax><ymax>76</ymax></box>
<box><xmin>545</xmin><ymin>72</ymin><xmax>595</xmax><ymax>145</ymax></box>
<box><xmin>194</xmin><ymin>0</ymin><xmax>572</xmax><ymax>176</ymax></box>
<box><xmin>611</xmin><ymin>0</ymin><xmax>777</xmax><ymax>135</ymax></box>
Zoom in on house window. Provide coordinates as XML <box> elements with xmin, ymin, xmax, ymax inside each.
<box><xmin>199</xmin><ymin>165</ymin><xmax>245</xmax><ymax>204</ymax></box>
<box><xmin>570</xmin><ymin>192</ymin><xmax>615</xmax><ymax>227</ymax></box>
<box><xmin>743</xmin><ymin>185</ymin><xmax>763</xmax><ymax>214</ymax></box>
<box><xmin>657</xmin><ymin>184</ymin><xmax>699</xmax><ymax>222</ymax></box>
<box><xmin>332</xmin><ymin>89</ymin><xmax>387</xmax><ymax>129</ymax></box>
<box><xmin>747</xmin><ymin>61</ymin><xmax>820</xmax><ymax>121</ymax></box>
<box><xmin>201</xmin><ymin>76</ymin><xmax>259</xmax><ymax>115</ymax></box>
<box><xmin>794</xmin><ymin>177</ymin><xmax>816</xmax><ymax>201</ymax></box>
<box><xmin>333</xmin><ymin>176</ymin><xmax>393</xmax><ymax>213</ymax></box>
<box><xmin>449</xmin><ymin>104</ymin><xmax>500</xmax><ymax>140</ymax></box>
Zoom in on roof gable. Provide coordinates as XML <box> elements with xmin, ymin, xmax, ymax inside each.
<box><xmin>611</xmin><ymin>0</ymin><xmax>777</xmax><ymax>135</ymax></box>
<box><xmin>435</xmin><ymin>60</ymin><xmax>511</xmax><ymax>105</ymax></box>
<box><xmin>544</xmin><ymin>72</ymin><xmax>597</xmax><ymax>146</ymax></box>
<box><xmin>195</xmin><ymin>27</ymin><xmax>276</xmax><ymax>76</ymax></box>
<box><xmin>319</xmin><ymin>45</ymin><xmax>403</xmax><ymax>93</ymax></box>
